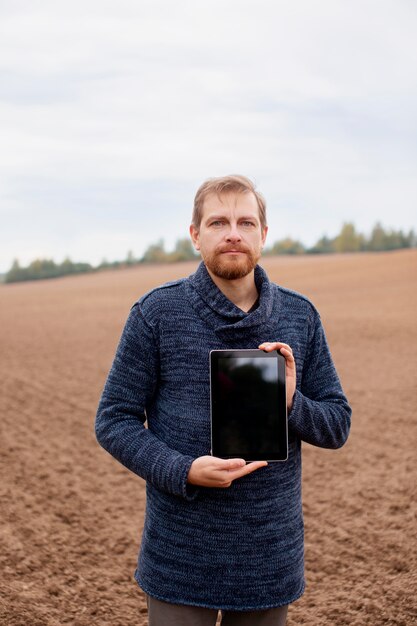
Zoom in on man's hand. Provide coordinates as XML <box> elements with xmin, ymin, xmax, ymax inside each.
<box><xmin>258</xmin><ymin>341</ymin><xmax>296</xmax><ymax>411</ymax></box>
<box><xmin>187</xmin><ymin>456</ymin><xmax>268</xmax><ymax>488</ymax></box>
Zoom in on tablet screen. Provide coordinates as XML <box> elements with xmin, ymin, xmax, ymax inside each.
<box><xmin>210</xmin><ymin>349</ymin><xmax>288</xmax><ymax>462</ymax></box>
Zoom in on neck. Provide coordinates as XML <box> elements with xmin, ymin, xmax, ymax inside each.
<box><xmin>206</xmin><ymin>267</ymin><xmax>259</xmax><ymax>312</ymax></box>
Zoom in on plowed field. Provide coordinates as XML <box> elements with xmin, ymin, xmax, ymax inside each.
<box><xmin>1</xmin><ymin>250</ymin><xmax>416</xmax><ymax>625</ymax></box>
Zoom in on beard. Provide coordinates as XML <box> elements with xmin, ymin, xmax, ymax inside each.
<box><xmin>203</xmin><ymin>246</ymin><xmax>260</xmax><ymax>280</ymax></box>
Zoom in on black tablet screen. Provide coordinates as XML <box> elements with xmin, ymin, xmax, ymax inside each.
<box><xmin>210</xmin><ymin>349</ymin><xmax>288</xmax><ymax>461</ymax></box>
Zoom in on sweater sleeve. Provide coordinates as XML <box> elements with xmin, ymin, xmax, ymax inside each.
<box><xmin>288</xmin><ymin>309</ymin><xmax>351</xmax><ymax>449</ymax></box>
<box><xmin>95</xmin><ymin>303</ymin><xmax>197</xmax><ymax>500</ymax></box>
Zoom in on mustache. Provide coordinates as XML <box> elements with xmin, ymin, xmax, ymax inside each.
<box><xmin>217</xmin><ymin>244</ymin><xmax>250</xmax><ymax>253</ymax></box>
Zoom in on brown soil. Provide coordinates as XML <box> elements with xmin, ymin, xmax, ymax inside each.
<box><xmin>1</xmin><ymin>250</ymin><xmax>416</xmax><ymax>625</ymax></box>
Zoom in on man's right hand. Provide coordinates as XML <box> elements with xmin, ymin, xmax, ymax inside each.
<box><xmin>187</xmin><ymin>456</ymin><xmax>268</xmax><ymax>488</ymax></box>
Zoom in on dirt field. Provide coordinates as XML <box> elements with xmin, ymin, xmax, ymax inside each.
<box><xmin>1</xmin><ymin>250</ymin><xmax>416</xmax><ymax>626</ymax></box>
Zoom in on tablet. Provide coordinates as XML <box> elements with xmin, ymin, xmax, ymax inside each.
<box><xmin>210</xmin><ymin>349</ymin><xmax>288</xmax><ymax>462</ymax></box>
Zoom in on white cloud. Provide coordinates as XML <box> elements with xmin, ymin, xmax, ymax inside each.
<box><xmin>0</xmin><ymin>0</ymin><xmax>416</xmax><ymax>271</ymax></box>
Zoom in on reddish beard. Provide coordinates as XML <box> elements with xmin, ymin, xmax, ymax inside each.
<box><xmin>203</xmin><ymin>246</ymin><xmax>260</xmax><ymax>280</ymax></box>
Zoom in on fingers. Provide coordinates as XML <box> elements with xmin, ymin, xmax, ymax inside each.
<box><xmin>259</xmin><ymin>341</ymin><xmax>294</xmax><ymax>358</ymax></box>
<box><xmin>214</xmin><ymin>458</ymin><xmax>267</xmax><ymax>473</ymax></box>
<box><xmin>214</xmin><ymin>458</ymin><xmax>268</xmax><ymax>485</ymax></box>
<box><xmin>221</xmin><ymin>458</ymin><xmax>247</xmax><ymax>470</ymax></box>
<box><xmin>187</xmin><ymin>455</ymin><xmax>268</xmax><ymax>488</ymax></box>
<box><xmin>258</xmin><ymin>341</ymin><xmax>296</xmax><ymax>411</ymax></box>
<box><xmin>217</xmin><ymin>460</ymin><xmax>268</xmax><ymax>488</ymax></box>
<box><xmin>235</xmin><ymin>461</ymin><xmax>268</xmax><ymax>477</ymax></box>
<box><xmin>258</xmin><ymin>342</ymin><xmax>295</xmax><ymax>371</ymax></box>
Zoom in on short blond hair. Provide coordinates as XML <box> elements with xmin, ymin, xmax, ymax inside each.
<box><xmin>192</xmin><ymin>175</ymin><xmax>267</xmax><ymax>230</ymax></box>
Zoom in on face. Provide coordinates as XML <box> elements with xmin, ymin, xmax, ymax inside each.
<box><xmin>190</xmin><ymin>191</ymin><xmax>268</xmax><ymax>280</ymax></box>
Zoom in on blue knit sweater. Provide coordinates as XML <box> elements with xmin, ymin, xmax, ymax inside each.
<box><xmin>95</xmin><ymin>262</ymin><xmax>351</xmax><ymax>610</ymax></box>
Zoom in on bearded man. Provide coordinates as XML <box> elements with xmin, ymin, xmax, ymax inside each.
<box><xmin>95</xmin><ymin>174</ymin><xmax>351</xmax><ymax>626</ymax></box>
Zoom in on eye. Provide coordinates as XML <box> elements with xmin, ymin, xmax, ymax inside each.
<box><xmin>241</xmin><ymin>220</ymin><xmax>255</xmax><ymax>227</ymax></box>
<box><xmin>210</xmin><ymin>220</ymin><xmax>225</xmax><ymax>227</ymax></box>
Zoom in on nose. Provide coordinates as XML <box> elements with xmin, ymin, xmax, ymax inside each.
<box><xmin>225</xmin><ymin>222</ymin><xmax>241</xmax><ymax>243</ymax></box>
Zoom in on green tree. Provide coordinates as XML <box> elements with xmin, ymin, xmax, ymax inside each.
<box><xmin>99</xmin><ymin>257</ymin><xmax>110</xmax><ymax>269</ymax></box>
<box><xmin>141</xmin><ymin>239</ymin><xmax>168</xmax><ymax>263</ymax></box>
<box><xmin>367</xmin><ymin>225</ymin><xmax>416</xmax><ymax>251</ymax></box>
<box><xmin>333</xmin><ymin>223</ymin><xmax>362</xmax><ymax>253</ymax></box>
<box><xmin>266</xmin><ymin>238</ymin><xmax>305</xmax><ymax>255</ymax></box>
<box><xmin>308</xmin><ymin>235</ymin><xmax>335</xmax><ymax>254</ymax></box>
<box><xmin>5</xmin><ymin>257</ymin><xmax>93</xmax><ymax>283</ymax></box>
<box><xmin>5</xmin><ymin>259</ymin><xmax>22</xmax><ymax>282</ymax></box>
<box><xmin>126</xmin><ymin>250</ymin><xmax>136</xmax><ymax>265</ymax></box>
<box><xmin>367</xmin><ymin>222</ymin><xmax>386</xmax><ymax>251</ymax></box>
<box><xmin>60</xmin><ymin>257</ymin><xmax>74</xmax><ymax>275</ymax></box>
<box><xmin>170</xmin><ymin>238</ymin><xmax>199</xmax><ymax>262</ymax></box>
<box><xmin>26</xmin><ymin>258</ymin><xmax>57</xmax><ymax>280</ymax></box>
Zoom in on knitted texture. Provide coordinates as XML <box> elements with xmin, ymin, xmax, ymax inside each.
<box><xmin>95</xmin><ymin>262</ymin><xmax>351</xmax><ymax>610</ymax></box>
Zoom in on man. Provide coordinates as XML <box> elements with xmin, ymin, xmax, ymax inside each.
<box><xmin>95</xmin><ymin>175</ymin><xmax>351</xmax><ymax>626</ymax></box>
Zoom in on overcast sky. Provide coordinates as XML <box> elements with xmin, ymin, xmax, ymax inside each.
<box><xmin>1</xmin><ymin>0</ymin><xmax>416</xmax><ymax>272</ymax></box>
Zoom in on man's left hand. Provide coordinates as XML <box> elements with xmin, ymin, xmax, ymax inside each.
<box><xmin>258</xmin><ymin>342</ymin><xmax>296</xmax><ymax>411</ymax></box>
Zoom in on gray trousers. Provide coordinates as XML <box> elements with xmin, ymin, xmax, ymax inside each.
<box><xmin>146</xmin><ymin>595</ymin><xmax>288</xmax><ymax>626</ymax></box>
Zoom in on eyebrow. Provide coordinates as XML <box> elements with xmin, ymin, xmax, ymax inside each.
<box><xmin>205</xmin><ymin>214</ymin><xmax>259</xmax><ymax>223</ymax></box>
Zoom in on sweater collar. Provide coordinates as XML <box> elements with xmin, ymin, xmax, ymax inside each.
<box><xmin>185</xmin><ymin>261</ymin><xmax>275</xmax><ymax>342</ymax></box>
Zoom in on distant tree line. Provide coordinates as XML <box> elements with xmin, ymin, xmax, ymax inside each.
<box><xmin>263</xmin><ymin>222</ymin><xmax>416</xmax><ymax>256</ymax></box>
<box><xmin>3</xmin><ymin>238</ymin><xmax>199</xmax><ymax>284</ymax></box>
<box><xmin>4</xmin><ymin>258</ymin><xmax>94</xmax><ymax>284</ymax></box>
<box><xmin>3</xmin><ymin>223</ymin><xmax>415</xmax><ymax>284</ymax></box>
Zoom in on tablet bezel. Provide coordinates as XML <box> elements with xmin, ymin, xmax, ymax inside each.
<box><xmin>210</xmin><ymin>349</ymin><xmax>288</xmax><ymax>462</ymax></box>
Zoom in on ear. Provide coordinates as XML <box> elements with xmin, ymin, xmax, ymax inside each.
<box><xmin>261</xmin><ymin>225</ymin><xmax>268</xmax><ymax>248</ymax></box>
<box><xmin>189</xmin><ymin>224</ymin><xmax>201</xmax><ymax>251</ymax></box>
